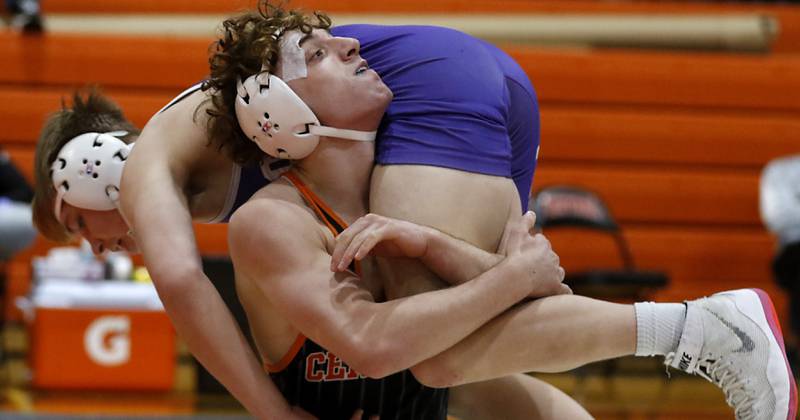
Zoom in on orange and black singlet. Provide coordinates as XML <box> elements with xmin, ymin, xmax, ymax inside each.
<box><xmin>266</xmin><ymin>172</ymin><xmax>448</xmax><ymax>420</ymax></box>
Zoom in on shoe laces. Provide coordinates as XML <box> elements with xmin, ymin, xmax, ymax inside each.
<box><xmin>665</xmin><ymin>352</ymin><xmax>756</xmax><ymax>419</ymax></box>
<box><xmin>697</xmin><ymin>356</ymin><xmax>756</xmax><ymax>419</ymax></box>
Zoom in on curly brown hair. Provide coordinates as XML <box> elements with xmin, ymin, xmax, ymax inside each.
<box><xmin>201</xmin><ymin>1</ymin><xmax>331</xmax><ymax>166</ymax></box>
<box><xmin>32</xmin><ymin>88</ymin><xmax>139</xmax><ymax>243</ymax></box>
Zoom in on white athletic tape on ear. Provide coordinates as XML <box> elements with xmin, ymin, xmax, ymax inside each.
<box><xmin>277</xmin><ymin>30</ymin><xmax>307</xmax><ymax>82</ymax></box>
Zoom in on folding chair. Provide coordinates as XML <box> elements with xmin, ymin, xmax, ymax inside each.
<box><xmin>531</xmin><ymin>185</ymin><xmax>668</xmax><ymax>302</ymax></box>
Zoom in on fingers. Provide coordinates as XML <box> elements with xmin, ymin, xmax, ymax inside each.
<box><xmin>499</xmin><ymin>211</ymin><xmax>536</xmax><ymax>255</ymax></box>
<box><xmin>543</xmin><ymin>266</ymin><xmax>569</xmax><ymax>296</ymax></box>
<box><xmin>332</xmin><ymin>217</ymin><xmax>371</xmax><ymax>271</ymax></box>
<box><xmin>332</xmin><ymin>214</ymin><xmax>388</xmax><ymax>271</ymax></box>
<box><xmin>355</xmin><ymin>229</ymin><xmax>384</xmax><ymax>261</ymax></box>
<box><xmin>522</xmin><ymin>210</ymin><xmax>537</xmax><ymax>232</ymax></box>
<box><xmin>559</xmin><ymin>284</ymin><xmax>573</xmax><ymax>295</ymax></box>
<box><xmin>533</xmin><ymin>232</ymin><xmax>551</xmax><ymax>250</ymax></box>
<box><xmin>505</xmin><ymin>225</ymin><xmax>523</xmax><ymax>254</ymax></box>
<box><xmin>337</xmin><ymin>228</ymin><xmax>375</xmax><ymax>271</ymax></box>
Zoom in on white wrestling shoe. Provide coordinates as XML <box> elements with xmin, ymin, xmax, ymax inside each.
<box><xmin>665</xmin><ymin>289</ymin><xmax>797</xmax><ymax>419</ymax></box>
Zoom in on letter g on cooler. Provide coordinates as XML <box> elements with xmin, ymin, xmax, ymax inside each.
<box><xmin>83</xmin><ymin>315</ymin><xmax>131</xmax><ymax>366</ymax></box>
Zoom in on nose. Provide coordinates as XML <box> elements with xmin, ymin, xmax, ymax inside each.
<box><xmin>90</xmin><ymin>237</ymin><xmax>123</xmax><ymax>255</ymax></box>
<box><xmin>89</xmin><ymin>239</ymin><xmax>106</xmax><ymax>255</ymax></box>
<box><xmin>336</xmin><ymin>36</ymin><xmax>360</xmax><ymax>61</ymax></box>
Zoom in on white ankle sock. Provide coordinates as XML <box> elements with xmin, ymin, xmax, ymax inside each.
<box><xmin>634</xmin><ymin>302</ymin><xmax>687</xmax><ymax>357</ymax></box>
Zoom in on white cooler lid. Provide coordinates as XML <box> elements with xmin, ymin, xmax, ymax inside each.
<box><xmin>30</xmin><ymin>279</ymin><xmax>164</xmax><ymax>311</ymax></box>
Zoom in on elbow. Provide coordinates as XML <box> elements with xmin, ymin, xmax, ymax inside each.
<box><xmin>410</xmin><ymin>354</ymin><xmax>462</xmax><ymax>389</ymax></box>
<box><xmin>147</xmin><ymin>263</ymin><xmax>205</xmax><ymax>307</ymax></box>
<box><xmin>340</xmin><ymin>336</ymin><xmax>407</xmax><ymax>380</ymax></box>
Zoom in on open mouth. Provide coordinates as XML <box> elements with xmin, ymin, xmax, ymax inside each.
<box><xmin>355</xmin><ymin>60</ymin><xmax>369</xmax><ymax>75</ymax></box>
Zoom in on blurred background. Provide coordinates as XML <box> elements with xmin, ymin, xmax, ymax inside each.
<box><xmin>0</xmin><ymin>0</ymin><xmax>799</xmax><ymax>419</ymax></box>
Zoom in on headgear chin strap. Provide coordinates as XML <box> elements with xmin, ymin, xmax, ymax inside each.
<box><xmin>51</xmin><ymin>131</ymin><xmax>133</xmax><ymax>222</ymax></box>
<box><xmin>235</xmin><ymin>71</ymin><xmax>376</xmax><ymax>160</ymax></box>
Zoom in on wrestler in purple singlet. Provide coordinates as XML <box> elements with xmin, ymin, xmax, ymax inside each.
<box><xmin>162</xmin><ymin>24</ymin><xmax>540</xmax><ymax>223</ymax></box>
<box><xmin>334</xmin><ymin>24</ymin><xmax>539</xmax><ymax>211</ymax></box>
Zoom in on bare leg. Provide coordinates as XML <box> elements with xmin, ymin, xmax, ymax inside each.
<box><xmin>370</xmin><ymin>165</ymin><xmax>595</xmax><ymax>416</ymax></box>
<box><xmin>413</xmin><ymin>295</ymin><xmax>636</xmax><ymax>387</ymax></box>
<box><xmin>450</xmin><ymin>374</ymin><xmax>594</xmax><ymax>420</ymax></box>
<box><xmin>370</xmin><ymin>165</ymin><xmax>795</xmax><ymax>420</ymax></box>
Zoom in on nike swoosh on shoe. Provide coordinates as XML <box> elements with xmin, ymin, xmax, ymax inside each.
<box><xmin>710</xmin><ymin>310</ymin><xmax>756</xmax><ymax>353</ymax></box>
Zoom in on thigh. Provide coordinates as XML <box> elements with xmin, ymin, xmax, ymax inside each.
<box><xmin>370</xmin><ymin>165</ymin><xmax>518</xmax><ymax>253</ymax></box>
<box><xmin>448</xmin><ymin>374</ymin><xmax>592</xmax><ymax>420</ymax></box>
<box><xmin>370</xmin><ymin>165</ymin><xmax>518</xmax><ymax>299</ymax></box>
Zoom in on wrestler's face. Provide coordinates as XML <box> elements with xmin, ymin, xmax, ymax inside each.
<box><xmin>59</xmin><ymin>203</ymin><xmax>138</xmax><ymax>255</ymax></box>
<box><xmin>283</xmin><ymin>29</ymin><xmax>393</xmax><ymax>132</ymax></box>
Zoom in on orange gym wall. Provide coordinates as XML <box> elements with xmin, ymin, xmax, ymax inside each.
<box><xmin>2</xmin><ymin>1</ymin><xmax>798</xmax><ymax>327</ymax></box>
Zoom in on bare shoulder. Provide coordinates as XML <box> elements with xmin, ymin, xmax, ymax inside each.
<box><xmin>230</xmin><ymin>194</ymin><xmax>303</xmax><ymax>233</ymax></box>
<box><xmin>233</xmin><ymin>178</ymin><xmax>313</xmax><ymax>228</ymax></box>
<box><xmin>229</xmin><ymin>182</ymin><xmax>328</xmax><ymax>270</ymax></box>
<box><xmin>137</xmin><ymin>90</ymin><xmax>209</xmax><ymax>152</ymax></box>
<box><xmin>130</xmin><ymin>89</ymin><xmax>221</xmax><ymax>180</ymax></box>
<box><xmin>146</xmin><ymin>88</ymin><xmax>209</xmax><ymax>128</ymax></box>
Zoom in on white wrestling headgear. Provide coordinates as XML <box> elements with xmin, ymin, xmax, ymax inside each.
<box><xmin>51</xmin><ymin>131</ymin><xmax>133</xmax><ymax>221</ymax></box>
<box><xmin>234</xmin><ymin>31</ymin><xmax>376</xmax><ymax>160</ymax></box>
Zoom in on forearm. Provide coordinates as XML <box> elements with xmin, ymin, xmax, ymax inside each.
<box><xmin>124</xmin><ymin>181</ymin><xmax>292</xmax><ymax>418</ymax></box>
<box><xmin>142</xmin><ymin>247</ymin><xmax>293</xmax><ymax>416</ymax></box>
<box><xmin>236</xmin><ymin>201</ymin><xmax>529</xmax><ymax>380</ymax></box>
<box><xmin>352</xmin><ymin>257</ymin><xmax>527</xmax><ymax>377</ymax></box>
<box><xmin>419</xmin><ymin>227</ymin><xmax>502</xmax><ymax>286</ymax></box>
<box><xmin>159</xmin><ymin>277</ymin><xmax>292</xmax><ymax>419</ymax></box>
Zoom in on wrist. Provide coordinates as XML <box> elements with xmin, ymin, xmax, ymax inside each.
<box><xmin>496</xmin><ymin>256</ymin><xmax>530</xmax><ymax>296</ymax></box>
<box><xmin>419</xmin><ymin>225</ymin><xmax>441</xmax><ymax>262</ymax></box>
<box><xmin>488</xmin><ymin>253</ymin><xmax>504</xmax><ymax>267</ymax></box>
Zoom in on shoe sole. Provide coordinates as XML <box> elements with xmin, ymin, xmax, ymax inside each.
<box><xmin>722</xmin><ymin>288</ymin><xmax>798</xmax><ymax>420</ymax></box>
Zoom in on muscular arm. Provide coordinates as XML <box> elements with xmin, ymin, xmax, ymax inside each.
<box><xmin>333</xmin><ymin>215</ymin><xmax>501</xmax><ymax>286</ymax></box>
<box><xmin>229</xmin><ymin>198</ymin><xmax>532</xmax><ymax>379</ymax></box>
<box><xmin>333</xmin><ymin>212</ymin><xmax>565</xmax><ymax>298</ymax></box>
<box><xmin>420</xmin><ymin>227</ymin><xmax>502</xmax><ymax>285</ymax></box>
<box><xmin>120</xmin><ymin>118</ymin><xmax>294</xmax><ymax>419</ymax></box>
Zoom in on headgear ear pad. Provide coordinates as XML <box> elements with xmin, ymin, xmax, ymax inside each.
<box><xmin>51</xmin><ymin>132</ymin><xmax>132</xmax><ymax>218</ymax></box>
<box><xmin>235</xmin><ymin>72</ymin><xmax>320</xmax><ymax>160</ymax></box>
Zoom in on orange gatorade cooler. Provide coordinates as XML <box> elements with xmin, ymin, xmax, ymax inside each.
<box><xmin>24</xmin><ymin>280</ymin><xmax>175</xmax><ymax>390</ymax></box>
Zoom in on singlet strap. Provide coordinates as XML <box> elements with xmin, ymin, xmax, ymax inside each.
<box><xmin>265</xmin><ymin>333</ymin><xmax>307</xmax><ymax>373</ymax></box>
<box><xmin>266</xmin><ymin>171</ymin><xmax>360</xmax><ymax>374</ymax></box>
<box><xmin>283</xmin><ymin>171</ymin><xmax>349</xmax><ymax>236</ymax></box>
<box><xmin>204</xmin><ymin>163</ymin><xmax>241</xmax><ymax>224</ymax></box>
<box><xmin>155</xmin><ymin>82</ymin><xmax>203</xmax><ymax>115</ymax></box>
